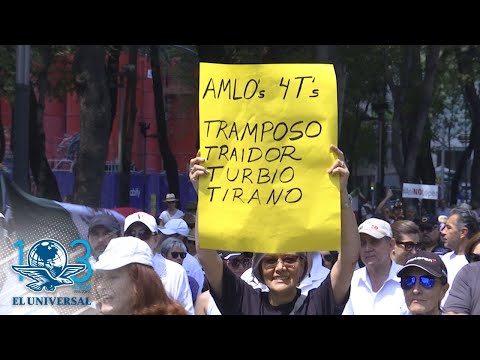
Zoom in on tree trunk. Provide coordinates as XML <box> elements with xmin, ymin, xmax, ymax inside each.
<box><xmin>452</xmin><ymin>46</ymin><xmax>480</xmax><ymax>208</ymax></box>
<box><xmin>150</xmin><ymin>45</ymin><xmax>180</xmax><ymax>201</ymax></box>
<box><xmin>118</xmin><ymin>46</ymin><xmax>137</xmax><ymax>207</ymax></box>
<box><xmin>29</xmin><ymin>81</ymin><xmax>61</xmax><ymax>201</ymax></box>
<box><xmin>315</xmin><ymin>45</ymin><xmax>347</xmax><ymax>137</ymax></box>
<box><xmin>72</xmin><ymin>45</ymin><xmax>111</xmax><ymax>207</ymax></box>
<box><xmin>387</xmin><ymin>45</ymin><xmax>441</xmax><ymax>185</ymax></box>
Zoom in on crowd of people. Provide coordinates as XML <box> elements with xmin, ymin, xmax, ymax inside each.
<box><xmin>70</xmin><ymin>145</ymin><xmax>480</xmax><ymax>315</ymax></box>
<box><xmin>2</xmin><ymin>144</ymin><xmax>480</xmax><ymax>315</ymax></box>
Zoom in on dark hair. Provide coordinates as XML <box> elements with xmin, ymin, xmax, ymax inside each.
<box><xmin>449</xmin><ymin>208</ymin><xmax>480</xmax><ymax>238</ymax></box>
<box><xmin>465</xmin><ymin>232</ymin><xmax>480</xmax><ymax>255</ymax></box>
<box><xmin>391</xmin><ymin>220</ymin><xmax>420</xmax><ymax>241</ymax></box>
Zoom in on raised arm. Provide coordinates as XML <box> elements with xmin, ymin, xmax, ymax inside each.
<box><xmin>327</xmin><ymin>145</ymin><xmax>360</xmax><ymax>305</ymax></box>
<box><xmin>189</xmin><ymin>154</ymin><xmax>224</xmax><ymax>298</ymax></box>
<box><xmin>375</xmin><ymin>188</ymin><xmax>393</xmax><ymax>214</ymax></box>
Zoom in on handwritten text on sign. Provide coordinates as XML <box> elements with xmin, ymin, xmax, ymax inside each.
<box><xmin>198</xmin><ymin>63</ymin><xmax>339</xmax><ymax>253</ymax></box>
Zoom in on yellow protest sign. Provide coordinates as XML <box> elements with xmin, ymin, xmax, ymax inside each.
<box><xmin>198</xmin><ymin>63</ymin><xmax>340</xmax><ymax>253</ymax></box>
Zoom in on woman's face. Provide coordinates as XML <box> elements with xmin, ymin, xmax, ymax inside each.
<box><xmin>167</xmin><ymin>245</ymin><xmax>186</xmax><ymax>265</ymax></box>
<box><xmin>261</xmin><ymin>253</ymin><xmax>304</xmax><ymax>294</ymax></box>
<box><xmin>94</xmin><ymin>266</ymin><xmax>134</xmax><ymax>315</ymax></box>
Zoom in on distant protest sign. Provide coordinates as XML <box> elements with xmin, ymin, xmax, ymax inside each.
<box><xmin>402</xmin><ymin>183</ymin><xmax>439</xmax><ymax>200</ymax></box>
<box><xmin>198</xmin><ymin>63</ymin><xmax>339</xmax><ymax>253</ymax></box>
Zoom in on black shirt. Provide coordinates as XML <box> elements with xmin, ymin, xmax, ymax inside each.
<box><xmin>210</xmin><ymin>263</ymin><xmax>349</xmax><ymax>315</ymax></box>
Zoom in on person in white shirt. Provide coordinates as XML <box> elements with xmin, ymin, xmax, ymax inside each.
<box><xmin>158</xmin><ymin>218</ymin><xmax>205</xmax><ymax>298</ymax></box>
<box><xmin>124</xmin><ymin>212</ymin><xmax>194</xmax><ymax>314</ymax></box>
<box><xmin>342</xmin><ymin>217</ymin><xmax>408</xmax><ymax>315</ymax></box>
<box><xmin>158</xmin><ymin>193</ymin><xmax>185</xmax><ymax>227</ymax></box>
<box><xmin>440</xmin><ymin>207</ymin><xmax>479</xmax><ymax>307</ymax></box>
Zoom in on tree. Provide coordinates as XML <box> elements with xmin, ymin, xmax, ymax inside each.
<box><xmin>72</xmin><ymin>45</ymin><xmax>111</xmax><ymax>207</ymax></box>
<box><xmin>150</xmin><ymin>45</ymin><xmax>180</xmax><ymax>201</ymax></box>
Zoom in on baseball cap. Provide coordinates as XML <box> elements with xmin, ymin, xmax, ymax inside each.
<box><xmin>158</xmin><ymin>218</ymin><xmax>189</xmax><ymax>237</ymax></box>
<box><xmin>124</xmin><ymin>212</ymin><xmax>158</xmax><ymax>234</ymax></box>
<box><xmin>414</xmin><ymin>214</ymin><xmax>437</xmax><ymax>228</ymax></box>
<box><xmin>89</xmin><ymin>213</ymin><xmax>121</xmax><ymax>234</ymax></box>
<box><xmin>358</xmin><ymin>218</ymin><xmax>393</xmax><ymax>239</ymax></box>
<box><xmin>93</xmin><ymin>236</ymin><xmax>153</xmax><ymax>271</ymax></box>
<box><xmin>397</xmin><ymin>250</ymin><xmax>448</xmax><ymax>278</ymax></box>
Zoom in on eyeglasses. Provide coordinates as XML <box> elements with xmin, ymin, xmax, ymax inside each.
<box><xmin>262</xmin><ymin>254</ymin><xmax>300</xmax><ymax>269</ymax></box>
<box><xmin>396</xmin><ymin>241</ymin><xmax>421</xmax><ymax>251</ymax></box>
<box><xmin>400</xmin><ymin>275</ymin><xmax>436</xmax><ymax>290</ymax></box>
<box><xmin>466</xmin><ymin>253</ymin><xmax>480</xmax><ymax>263</ymax></box>
<box><xmin>125</xmin><ymin>229</ymin><xmax>153</xmax><ymax>241</ymax></box>
<box><xmin>227</xmin><ymin>257</ymin><xmax>252</xmax><ymax>269</ymax></box>
<box><xmin>171</xmin><ymin>251</ymin><xmax>187</xmax><ymax>259</ymax></box>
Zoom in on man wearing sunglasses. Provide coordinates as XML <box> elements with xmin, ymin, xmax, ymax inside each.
<box><xmin>124</xmin><ymin>212</ymin><xmax>194</xmax><ymax>314</ymax></box>
<box><xmin>342</xmin><ymin>217</ymin><xmax>409</xmax><ymax>315</ymax></box>
<box><xmin>397</xmin><ymin>250</ymin><xmax>449</xmax><ymax>315</ymax></box>
<box><xmin>444</xmin><ymin>232</ymin><xmax>480</xmax><ymax>315</ymax></box>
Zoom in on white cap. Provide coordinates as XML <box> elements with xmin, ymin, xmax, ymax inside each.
<box><xmin>158</xmin><ymin>218</ymin><xmax>189</xmax><ymax>237</ymax></box>
<box><xmin>124</xmin><ymin>212</ymin><xmax>158</xmax><ymax>233</ymax></box>
<box><xmin>358</xmin><ymin>218</ymin><xmax>393</xmax><ymax>239</ymax></box>
<box><xmin>93</xmin><ymin>236</ymin><xmax>153</xmax><ymax>271</ymax></box>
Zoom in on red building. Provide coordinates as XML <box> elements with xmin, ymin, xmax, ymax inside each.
<box><xmin>0</xmin><ymin>53</ymin><xmax>198</xmax><ymax>212</ymax></box>
<box><xmin>1</xmin><ymin>51</ymin><xmax>199</xmax><ymax>177</ymax></box>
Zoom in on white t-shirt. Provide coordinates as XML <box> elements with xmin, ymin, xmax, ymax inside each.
<box><xmin>158</xmin><ymin>209</ymin><xmax>185</xmax><ymax>225</ymax></box>
<box><xmin>152</xmin><ymin>254</ymin><xmax>194</xmax><ymax>315</ymax></box>
<box><xmin>342</xmin><ymin>261</ymin><xmax>408</xmax><ymax>315</ymax></box>
<box><xmin>440</xmin><ymin>251</ymin><xmax>468</xmax><ymax>307</ymax></box>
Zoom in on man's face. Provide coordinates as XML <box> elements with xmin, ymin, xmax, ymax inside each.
<box><xmin>360</xmin><ymin>233</ymin><xmax>393</xmax><ymax>267</ymax></box>
<box><xmin>89</xmin><ymin>226</ymin><xmax>118</xmax><ymax>260</ymax></box>
<box><xmin>441</xmin><ymin>214</ymin><xmax>464</xmax><ymax>252</ymax></box>
<box><xmin>419</xmin><ymin>224</ymin><xmax>440</xmax><ymax>248</ymax></box>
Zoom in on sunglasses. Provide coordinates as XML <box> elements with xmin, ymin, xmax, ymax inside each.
<box><xmin>227</xmin><ymin>257</ymin><xmax>252</xmax><ymax>269</ymax></box>
<box><xmin>466</xmin><ymin>253</ymin><xmax>480</xmax><ymax>263</ymax></box>
<box><xmin>171</xmin><ymin>251</ymin><xmax>187</xmax><ymax>259</ymax></box>
<box><xmin>400</xmin><ymin>275</ymin><xmax>436</xmax><ymax>290</ymax></box>
<box><xmin>396</xmin><ymin>241</ymin><xmax>421</xmax><ymax>252</ymax></box>
<box><xmin>125</xmin><ymin>229</ymin><xmax>153</xmax><ymax>241</ymax></box>
<box><xmin>262</xmin><ymin>254</ymin><xmax>300</xmax><ymax>269</ymax></box>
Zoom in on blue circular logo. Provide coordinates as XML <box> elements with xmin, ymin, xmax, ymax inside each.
<box><xmin>27</xmin><ymin>239</ymin><xmax>68</xmax><ymax>278</ymax></box>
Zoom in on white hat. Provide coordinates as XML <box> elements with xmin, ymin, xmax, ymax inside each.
<box><xmin>158</xmin><ymin>218</ymin><xmax>189</xmax><ymax>237</ymax></box>
<box><xmin>124</xmin><ymin>212</ymin><xmax>158</xmax><ymax>233</ymax></box>
<box><xmin>358</xmin><ymin>218</ymin><xmax>393</xmax><ymax>239</ymax></box>
<box><xmin>93</xmin><ymin>236</ymin><xmax>153</xmax><ymax>271</ymax></box>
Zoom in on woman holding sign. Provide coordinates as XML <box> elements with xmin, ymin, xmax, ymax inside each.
<box><xmin>189</xmin><ymin>144</ymin><xmax>360</xmax><ymax>315</ymax></box>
